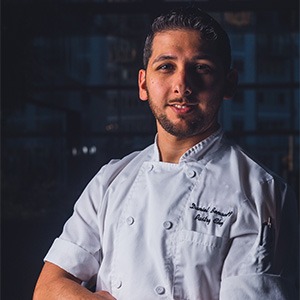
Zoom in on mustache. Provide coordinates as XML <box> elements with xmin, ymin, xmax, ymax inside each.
<box><xmin>167</xmin><ymin>97</ymin><xmax>199</xmax><ymax>105</ymax></box>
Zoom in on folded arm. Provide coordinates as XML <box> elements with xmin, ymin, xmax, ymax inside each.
<box><xmin>33</xmin><ymin>262</ymin><xmax>116</xmax><ymax>300</ymax></box>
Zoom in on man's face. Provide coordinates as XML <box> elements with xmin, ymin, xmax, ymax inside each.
<box><xmin>139</xmin><ymin>29</ymin><xmax>235</xmax><ymax>139</ymax></box>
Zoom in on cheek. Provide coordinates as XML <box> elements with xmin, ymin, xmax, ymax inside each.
<box><xmin>201</xmin><ymin>77</ymin><xmax>225</xmax><ymax>99</ymax></box>
<box><xmin>204</xmin><ymin>75</ymin><xmax>223</xmax><ymax>88</ymax></box>
<box><xmin>199</xmin><ymin>100</ymin><xmax>220</xmax><ymax>112</ymax></box>
<box><xmin>148</xmin><ymin>78</ymin><xmax>167</xmax><ymax>95</ymax></box>
<box><xmin>149</xmin><ymin>78</ymin><xmax>162</xmax><ymax>87</ymax></box>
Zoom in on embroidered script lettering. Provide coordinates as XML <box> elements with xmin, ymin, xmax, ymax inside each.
<box><xmin>190</xmin><ymin>203</ymin><xmax>210</xmax><ymax>213</ymax></box>
<box><xmin>210</xmin><ymin>207</ymin><xmax>233</xmax><ymax>217</ymax></box>
<box><xmin>190</xmin><ymin>203</ymin><xmax>233</xmax><ymax>227</ymax></box>
<box><xmin>213</xmin><ymin>218</ymin><xmax>224</xmax><ymax>227</ymax></box>
<box><xmin>194</xmin><ymin>214</ymin><xmax>211</xmax><ymax>225</ymax></box>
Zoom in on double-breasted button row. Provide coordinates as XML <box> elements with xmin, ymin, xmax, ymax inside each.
<box><xmin>115</xmin><ymin>281</ymin><xmax>166</xmax><ymax>295</ymax></box>
<box><xmin>126</xmin><ymin>217</ymin><xmax>173</xmax><ymax>230</ymax></box>
<box><xmin>123</xmin><ymin>214</ymin><xmax>168</xmax><ymax>296</ymax></box>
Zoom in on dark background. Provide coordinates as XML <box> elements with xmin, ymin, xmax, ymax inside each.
<box><xmin>2</xmin><ymin>1</ymin><xmax>299</xmax><ymax>299</ymax></box>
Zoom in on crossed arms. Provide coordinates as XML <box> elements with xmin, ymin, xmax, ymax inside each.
<box><xmin>33</xmin><ymin>262</ymin><xmax>116</xmax><ymax>300</ymax></box>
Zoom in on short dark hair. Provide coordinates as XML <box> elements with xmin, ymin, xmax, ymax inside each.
<box><xmin>143</xmin><ymin>7</ymin><xmax>232</xmax><ymax>71</ymax></box>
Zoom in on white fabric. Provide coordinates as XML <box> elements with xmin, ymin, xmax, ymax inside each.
<box><xmin>45</xmin><ymin>129</ymin><xmax>299</xmax><ymax>299</ymax></box>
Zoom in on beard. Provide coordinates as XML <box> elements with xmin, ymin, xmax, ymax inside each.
<box><xmin>147</xmin><ymin>93</ymin><xmax>220</xmax><ymax>139</ymax></box>
<box><xmin>153</xmin><ymin>110</ymin><xmax>205</xmax><ymax>138</ymax></box>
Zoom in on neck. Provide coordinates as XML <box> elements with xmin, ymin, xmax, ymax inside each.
<box><xmin>156</xmin><ymin>125</ymin><xmax>219</xmax><ymax>163</ymax></box>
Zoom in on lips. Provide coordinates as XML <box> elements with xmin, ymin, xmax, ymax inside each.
<box><xmin>170</xmin><ymin>103</ymin><xmax>197</xmax><ymax>114</ymax></box>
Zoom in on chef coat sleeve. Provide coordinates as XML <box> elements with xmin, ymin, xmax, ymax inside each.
<box><xmin>44</xmin><ymin>165</ymin><xmax>109</xmax><ymax>282</ymax></box>
<box><xmin>219</xmin><ymin>179</ymin><xmax>299</xmax><ymax>300</ymax></box>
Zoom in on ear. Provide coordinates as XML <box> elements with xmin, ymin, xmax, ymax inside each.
<box><xmin>223</xmin><ymin>69</ymin><xmax>238</xmax><ymax>100</ymax></box>
<box><xmin>138</xmin><ymin>69</ymin><xmax>148</xmax><ymax>101</ymax></box>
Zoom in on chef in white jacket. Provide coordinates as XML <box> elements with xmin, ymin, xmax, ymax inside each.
<box><xmin>33</xmin><ymin>6</ymin><xmax>299</xmax><ymax>300</ymax></box>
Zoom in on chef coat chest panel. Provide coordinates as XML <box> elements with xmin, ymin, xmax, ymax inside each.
<box><xmin>109</xmin><ymin>157</ymin><xmax>238</xmax><ymax>299</ymax></box>
<box><xmin>111</xmin><ymin>161</ymin><xmax>199</xmax><ymax>296</ymax></box>
<box><xmin>117</xmin><ymin>161</ymin><xmax>198</xmax><ymax>230</ymax></box>
<box><xmin>116</xmin><ymin>161</ymin><xmax>197</xmax><ymax>240</ymax></box>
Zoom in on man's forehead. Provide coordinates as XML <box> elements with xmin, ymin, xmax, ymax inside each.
<box><xmin>152</xmin><ymin>29</ymin><xmax>216</xmax><ymax>48</ymax></box>
<box><xmin>150</xmin><ymin>30</ymin><xmax>218</xmax><ymax>60</ymax></box>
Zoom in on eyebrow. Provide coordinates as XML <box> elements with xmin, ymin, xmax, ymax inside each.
<box><xmin>152</xmin><ymin>54</ymin><xmax>216</xmax><ymax>65</ymax></box>
<box><xmin>152</xmin><ymin>55</ymin><xmax>176</xmax><ymax>65</ymax></box>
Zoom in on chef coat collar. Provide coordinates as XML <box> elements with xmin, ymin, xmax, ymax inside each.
<box><xmin>153</xmin><ymin>127</ymin><xmax>224</xmax><ymax>163</ymax></box>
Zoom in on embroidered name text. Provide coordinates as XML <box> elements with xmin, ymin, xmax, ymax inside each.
<box><xmin>194</xmin><ymin>214</ymin><xmax>211</xmax><ymax>225</ymax></box>
<box><xmin>210</xmin><ymin>207</ymin><xmax>233</xmax><ymax>217</ymax></box>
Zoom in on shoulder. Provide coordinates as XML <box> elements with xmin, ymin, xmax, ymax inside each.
<box><xmin>91</xmin><ymin>143</ymin><xmax>155</xmax><ymax>188</ymax></box>
<box><xmin>206</xmin><ymin>137</ymin><xmax>297</xmax><ymax>231</ymax></box>
<box><xmin>207</xmin><ymin>137</ymin><xmax>293</xmax><ymax>203</ymax></box>
<box><xmin>70</xmin><ymin>144</ymin><xmax>155</xmax><ymax>212</ymax></box>
<box><xmin>215</xmin><ymin>137</ymin><xmax>280</xmax><ymax>183</ymax></box>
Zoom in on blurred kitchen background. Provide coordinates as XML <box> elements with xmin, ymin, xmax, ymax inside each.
<box><xmin>2</xmin><ymin>0</ymin><xmax>299</xmax><ymax>299</ymax></box>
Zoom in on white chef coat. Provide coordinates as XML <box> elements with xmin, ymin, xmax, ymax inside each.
<box><xmin>45</xmin><ymin>128</ymin><xmax>299</xmax><ymax>299</ymax></box>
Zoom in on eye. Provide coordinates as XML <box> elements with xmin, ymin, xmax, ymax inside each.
<box><xmin>195</xmin><ymin>64</ymin><xmax>212</xmax><ymax>74</ymax></box>
<box><xmin>157</xmin><ymin>63</ymin><xmax>175</xmax><ymax>72</ymax></box>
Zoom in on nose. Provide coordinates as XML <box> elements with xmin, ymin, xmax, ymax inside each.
<box><xmin>173</xmin><ymin>68</ymin><xmax>192</xmax><ymax>97</ymax></box>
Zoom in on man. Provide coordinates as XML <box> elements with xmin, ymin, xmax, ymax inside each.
<box><xmin>33</xmin><ymin>7</ymin><xmax>298</xmax><ymax>300</ymax></box>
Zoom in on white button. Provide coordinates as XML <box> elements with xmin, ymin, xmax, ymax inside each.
<box><xmin>148</xmin><ymin>164</ymin><xmax>154</xmax><ymax>171</ymax></box>
<box><xmin>116</xmin><ymin>280</ymin><xmax>122</xmax><ymax>289</ymax></box>
<box><xmin>155</xmin><ymin>286</ymin><xmax>165</xmax><ymax>295</ymax></box>
<box><xmin>126</xmin><ymin>217</ymin><xmax>134</xmax><ymax>225</ymax></box>
<box><xmin>163</xmin><ymin>221</ymin><xmax>173</xmax><ymax>230</ymax></box>
<box><xmin>187</xmin><ymin>170</ymin><xmax>196</xmax><ymax>178</ymax></box>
